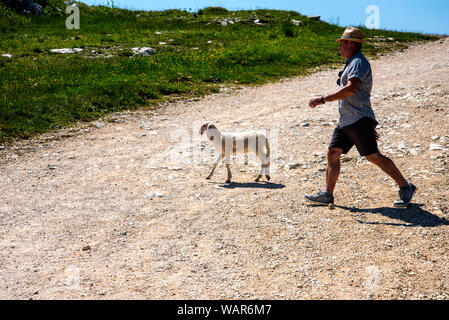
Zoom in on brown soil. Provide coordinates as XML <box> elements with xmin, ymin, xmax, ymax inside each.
<box><xmin>1</xmin><ymin>38</ymin><xmax>448</xmax><ymax>300</ymax></box>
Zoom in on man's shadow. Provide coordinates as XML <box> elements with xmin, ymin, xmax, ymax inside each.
<box><xmin>336</xmin><ymin>204</ymin><xmax>449</xmax><ymax>227</ymax></box>
<box><xmin>215</xmin><ymin>181</ymin><xmax>286</xmax><ymax>190</ymax></box>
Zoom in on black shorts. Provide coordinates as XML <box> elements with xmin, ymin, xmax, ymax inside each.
<box><xmin>329</xmin><ymin>117</ymin><xmax>379</xmax><ymax>156</ymax></box>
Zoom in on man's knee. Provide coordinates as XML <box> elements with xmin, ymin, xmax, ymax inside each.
<box><xmin>365</xmin><ymin>152</ymin><xmax>384</xmax><ymax>164</ymax></box>
<box><xmin>327</xmin><ymin>148</ymin><xmax>343</xmax><ymax>163</ymax></box>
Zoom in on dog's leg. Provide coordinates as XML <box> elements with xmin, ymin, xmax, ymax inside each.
<box><xmin>255</xmin><ymin>162</ymin><xmax>263</xmax><ymax>182</ymax></box>
<box><xmin>225</xmin><ymin>164</ymin><xmax>232</xmax><ymax>183</ymax></box>
<box><xmin>206</xmin><ymin>154</ymin><xmax>222</xmax><ymax>180</ymax></box>
<box><xmin>264</xmin><ymin>164</ymin><xmax>271</xmax><ymax>181</ymax></box>
<box><xmin>263</xmin><ymin>156</ymin><xmax>271</xmax><ymax>181</ymax></box>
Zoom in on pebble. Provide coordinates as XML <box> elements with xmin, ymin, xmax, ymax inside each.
<box><xmin>140</xmin><ymin>124</ymin><xmax>153</xmax><ymax>130</ymax></box>
<box><xmin>397</xmin><ymin>142</ymin><xmax>406</xmax><ymax>150</ymax></box>
<box><xmin>429</xmin><ymin>143</ymin><xmax>444</xmax><ymax>151</ymax></box>
<box><xmin>145</xmin><ymin>192</ymin><xmax>164</xmax><ymax>199</ymax></box>
<box><xmin>286</xmin><ymin>162</ymin><xmax>300</xmax><ymax>170</ymax></box>
<box><xmin>409</xmin><ymin>148</ymin><xmax>421</xmax><ymax>155</ymax></box>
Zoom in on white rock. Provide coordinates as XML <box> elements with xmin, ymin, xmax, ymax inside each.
<box><xmin>145</xmin><ymin>192</ymin><xmax>164</xmax><ymax>199</ymax></box>
<box><xmin>409</xmin><ymin>148</ymin><xmax>421</xmax><ymax>155</ymax></box>
<box><xmin>397</xmin><ymin>142</ymin><xmax>406</xmax><ymax>150</ymax></box>
<box><xmin>286</xmin><ymin>162</ymin><xmax>300</xmax><ymax>170</ymax></box>
<box><xmin>50</xmin><ymin>48</ymin><xmax>83</xmax><ymax>54</ymax></box>
<box><xmin>131</xmin><ymin>47</ymin><xmax>155</xmax><ymax>57</ymax></box>
<box><xmin>140</xmin><ymin>124</ymin><xmax>153</xmax><ymax>130</ymax></box>
<box><xmin>430</xmin><ymin>143</ymin><xmax>444</xmax><ymax>151</ymax></box>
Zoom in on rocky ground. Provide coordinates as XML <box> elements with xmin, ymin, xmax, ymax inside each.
<box><xmin>0</xmin><ymin>38</ymin><xmax>448</xmax><ymax>300</ymax></box>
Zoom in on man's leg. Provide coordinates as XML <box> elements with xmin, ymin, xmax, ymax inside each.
<box><xmin>304</xmin><ymin>147</ymin><xmax>343</xmax><ymax>205</ymax></box>
<box><xmin>365</xmin><ymin>152</ymin><xmax>417</xmax><ymax>207</ymax></box>
<box><xmin>325</xmin><ymin>147</ymin><xmax>343</xmax><ymax>194</ymax></box>
<box><xmin>365</xmin><ymin>152</ymin><xmax>407</xmax><ymax>188</ymax></box>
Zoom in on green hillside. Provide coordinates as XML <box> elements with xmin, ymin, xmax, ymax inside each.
<box><xmin>0</xmin><ymin>1</ymin><xmax>441</xmax><ymax>142</ymax></box>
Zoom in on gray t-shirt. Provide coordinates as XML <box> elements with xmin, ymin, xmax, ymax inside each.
<box><xmin>338</xmin><ymin>51</ymin><xmax>376</xmax><ymax>127</ymax></box>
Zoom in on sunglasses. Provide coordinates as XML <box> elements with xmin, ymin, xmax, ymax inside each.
<box><xmin>336</xmin><ymin>62</ymin><xmax>349</xmax><ymax>86</ymax></box>
<box><xmin>337</xmin><ymin>70</ymin><xmax>343</xmax><ymax>86</ymax></box>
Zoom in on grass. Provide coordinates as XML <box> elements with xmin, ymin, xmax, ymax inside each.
<box><xmin>0</xmin><ymin>1</ymin><xmax>442</xmax><ymax>142</ymax></box>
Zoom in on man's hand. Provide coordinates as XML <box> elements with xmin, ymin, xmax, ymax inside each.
<box><xmin>309</xmin><ymin>97</ymin><xmax>324</xmax><ymax>108</ymax></box>
<box><xmin>309</xmin><ymin>77</ymin><xmax>361</xmax><ymax>109</ymax></box>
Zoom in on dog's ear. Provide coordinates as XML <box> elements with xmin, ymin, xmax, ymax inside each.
<box><xmin>206</xmin><ymin>123</ymin><xmax>217</xmax><ymax>141</ymax></box>
<box><xmin>199</xmin><ymin>122</ymin><xmax>209</xmax><ymax>135</ymax></box>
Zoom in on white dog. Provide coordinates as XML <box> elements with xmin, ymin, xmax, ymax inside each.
<box><xmin>199</xmin><ymin>121</ymin><xmax>271</xmax><ymax>183</ymax></box>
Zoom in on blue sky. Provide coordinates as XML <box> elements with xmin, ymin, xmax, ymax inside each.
<box><xmin>81</xmin><ymin>0</ymin><xmax>449</xmax><ymax>35</ymax></box>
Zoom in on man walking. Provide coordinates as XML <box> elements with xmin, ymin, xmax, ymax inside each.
<box><xmin>305</xmin><ymin>27</ymin><xmax>416</xmax><ymax>208</ymax></box>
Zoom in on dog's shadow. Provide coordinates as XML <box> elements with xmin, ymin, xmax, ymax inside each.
<box><xmin>214</xmin><ymin>181</ymin><xmax>286</xmax><ymax>190</ymax></box>
<box><xmin>336</xmin><ymin>204</ymin><xmax>449</xmax><ymax>227</ymax></box>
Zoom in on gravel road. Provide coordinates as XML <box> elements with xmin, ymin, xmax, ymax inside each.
<box><xmin>1</xmin><ymin>38</ymin><xmax>448</xmax><ymax>299</ymax></box>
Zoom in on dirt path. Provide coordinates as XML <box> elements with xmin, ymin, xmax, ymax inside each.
<box><xmin>1</xmin><ymin>38</ymin><xmax>448</xmax><ymax>300</ymax></box>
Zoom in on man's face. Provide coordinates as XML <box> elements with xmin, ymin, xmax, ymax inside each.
<box><xmin>338</xmin><ymin>40</ymin><xmax>354</xmax><ymax>59</ymax></box>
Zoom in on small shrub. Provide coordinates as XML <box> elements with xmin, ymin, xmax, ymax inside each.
<box><xmin>281</xmin><ymin>21</ymin><xmax>296</xmax><ymax>37</ymax></box>
<box><xmin>197</xmin><ymin>7</ymin><xmax>228</xmax><ymax>15</ymax></box>
<box><xmin>0</xmin><ymin>2</ymin><xmax>30</xmax><ymax>32</ymax></box>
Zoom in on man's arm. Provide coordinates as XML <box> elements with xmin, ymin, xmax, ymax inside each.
<box><xmin>309</xmin><ymin>77</ymin><xmax>361</xmax><ymax>108</ymax></box>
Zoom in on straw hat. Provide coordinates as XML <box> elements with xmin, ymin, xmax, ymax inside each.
<box><xmin>336</xmin><ymin>27</ymin><xmax>366</xmax><ymax>44</ymax></box>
